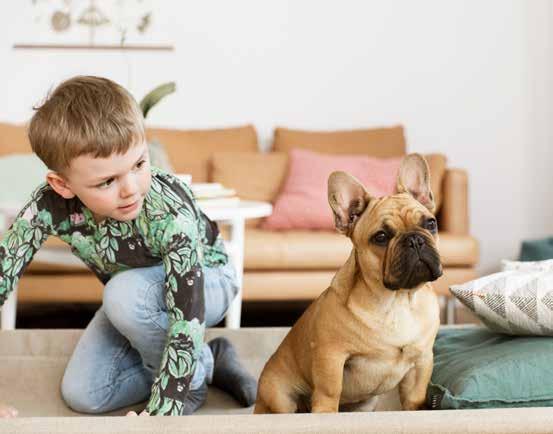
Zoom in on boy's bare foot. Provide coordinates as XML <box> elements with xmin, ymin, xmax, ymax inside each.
<box><xmin>0</xmin><ymin>403</ymin><xmax>18</xmax><ymax>418</ymax></box>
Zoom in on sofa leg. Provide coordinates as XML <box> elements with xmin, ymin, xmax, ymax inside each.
<box><xmin>446</xmin><ymin>297</ymin><xmax>456</xmax><ymax>324</ymax></box>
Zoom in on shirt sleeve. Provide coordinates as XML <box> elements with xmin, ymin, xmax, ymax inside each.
<box><xmin>145</xmin><ymin>212</ymin><xmax>206</xmax><ymax>416</ymax></box>
<box><xmin>0</xmin><ymin>192</ymin><xmax>53</xmax><ymax>307</ymax></box>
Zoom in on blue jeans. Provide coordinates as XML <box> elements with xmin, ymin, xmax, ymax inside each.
<box><xmin>60</xmin><ymin>262</ymin><xmax>238</xmax><ymax>414</ymax></box>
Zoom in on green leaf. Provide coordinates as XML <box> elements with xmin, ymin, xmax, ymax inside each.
<box><xmin>109</xmin><ymin>238</ymin><xmax>118</xmax><ymax>251</ymax></box>
<box><xmin>169</xmin><ymin>251</ymin><xmax>181</xmax><ymax>264</ymax></box>
<box><xmin>168</xmin><ymin>346</ymin><xmax>177</xmax><ymax>362</ymax></box>
<box><xmin>168</xmin><ymin>275</ymin><xmax>177</xmax><ymax>291</ymax></box>
<box><xmin>100</xmin><ymin>237</ymin><xmax>109</xmax><ymax>249</ymax></box>
<box><xmin>13</xmin><ymin>258</ymin><xmax>24</xmax><ymax>275</ymax></box>
<box><xmin>168</xmin><ymin>360</ymin><xmax>179</xmax><ymax>378</ymax></box>
<box><xmin>16</xmin><ymin>244</ymin><xmax>28</xmax><ymax>258</ymax></box>
<box><xmin>157</xmin><ymin>397</ymin><xmax>174</xmax><ymax>415</ymax></box>
<box><xmin>23</xmin><ymin>230</ymin><xmax>33</xmax><ymax>243</ymax></box>
<box><xmin>139</xmin><ymin>82</ymin><xmax>176</xmax><ymax>118</ymax></box>
<box><xmin>177</xmin><ymin>358</ymin><xmax>187</xmax><ymax>377</ymax></box>
<box><xmin>161</xmin><ymin>373</ymin><xmax>169</xmax><ymax>390</ymax></box>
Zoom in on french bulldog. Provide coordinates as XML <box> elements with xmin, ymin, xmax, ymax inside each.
<box><xmin>254</xmin><ymin>153</ymin><xmax>442</xmax><ymax>413</ymax></box>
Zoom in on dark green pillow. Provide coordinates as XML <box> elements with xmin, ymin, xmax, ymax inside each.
<box><xmin>426</xmin><ymin>326</ymin><xmax>553</xmax><ymax>409</ymax></box>
<box><xmin>519</xmin><ymin>237</ymin><xmax>553</xmax><ymax>261</ymax></box>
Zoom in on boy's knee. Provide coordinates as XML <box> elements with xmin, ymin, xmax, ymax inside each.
<box><xmin>61</xmin><ymin>372</ymin><xmax>108</xmax><ymax>414</ymax></box>
<box><xmin>103</xmin><ymin>269</ymin><xmax>164</xmax><ymax>333</ymax></box>
<box><xmin>103</xmin><ymin>274</ymin><xmax>137</xmax><ymax>325</ymax></box>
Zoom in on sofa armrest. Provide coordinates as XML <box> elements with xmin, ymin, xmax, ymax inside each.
<box><xmin>438</xmin><ymin>168</ymin><xmax>469</xmax><ymax>235</ymax></box>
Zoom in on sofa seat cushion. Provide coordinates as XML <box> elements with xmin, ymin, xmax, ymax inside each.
<box><xmin>244</xmin><ymin>229</ymin><xmax>352</xmax><ymax>270</ymax></box>
<box><xmin>244</xmin><ymin>229</ymin><xmax>479</xmax><ymax>270</ymax></box>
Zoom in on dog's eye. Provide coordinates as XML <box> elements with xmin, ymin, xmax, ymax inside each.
<box><xmin>424</xmin><ymin>218</ymin><xmax>438</xmax><ymax>233</ymax></box>
<box><xmin>371</xmin><ymin>231</ymin><xmax>389</xmax><ymax>246</ymax></box>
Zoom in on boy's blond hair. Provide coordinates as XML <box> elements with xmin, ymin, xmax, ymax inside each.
<box><xmin>28</xmin><ymin>76</ymin><xmax>145</xmax><ymax>173</ymax></box>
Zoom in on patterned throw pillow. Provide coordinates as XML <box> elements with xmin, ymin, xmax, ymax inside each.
<box><xmin>450</xmin><ymin>262</ymin><xmax>553</xmax><ymax>335</ymax></box>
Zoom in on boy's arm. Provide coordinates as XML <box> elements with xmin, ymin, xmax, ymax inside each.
<box><xmin>0</xmin><ymin>203</ymin><xmax>52</xmax><ymax>306</ymax></box>
<box><xmin>145</xmin><ymin>214</ymin><xmax>206</xmax><ymax>416</ymax></box>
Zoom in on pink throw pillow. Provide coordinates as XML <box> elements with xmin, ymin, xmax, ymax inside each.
<box><xmin>262</xmin><ymin>149</ymin><xmax>402</xmax><ymax>230</ymax></box>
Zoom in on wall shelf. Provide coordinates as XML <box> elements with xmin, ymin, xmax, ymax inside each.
<box><xmin>13</xmin><ymin>44</ymin><xmax>174</xmax><ymax>51</ymax></box>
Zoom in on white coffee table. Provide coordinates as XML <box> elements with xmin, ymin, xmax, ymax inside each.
<box><xmin>201</xmin><ymin>200</ymin><xmax>272</xmax><ymax>328</ymax></box>
<box><xmin>0</xmin><ymin>200</ymin><xmax>272</xmax><ymax>330</ymax></box>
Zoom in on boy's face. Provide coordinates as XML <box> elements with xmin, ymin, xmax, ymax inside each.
<box><xmin>49</xmin><ymin>142</ymin><xmax>152</xmax><ymax>222</ymax></box>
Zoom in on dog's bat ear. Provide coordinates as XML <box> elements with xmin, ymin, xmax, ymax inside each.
<box><xmin>396</xmin><ymin>153</ymin><xmax>436</xmax><ymax>213</ymax></box>
<box><xmin>328</xmin><ymin>171</ymin><xmax>371</xmax><ymax>236</ymax></box>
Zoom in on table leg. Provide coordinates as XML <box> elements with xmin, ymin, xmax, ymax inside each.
<box><xmin>0</xmin><ymin>214</ymin><xmax>17</xmax><ymax>330</ymax></box>
<box><xmin>1</xmin><ymin>288</ymin><xmax>17</xmax><ymax>330</ymax></box>
<box><xmin>224</xmin><ymin>217</ymin><xmax>245</xmax><ymax>329</ymax></box>
<box><xmin>446</xmin><ymin>297</ymin><xmax>456</xmax><ymax>324</ymax></box>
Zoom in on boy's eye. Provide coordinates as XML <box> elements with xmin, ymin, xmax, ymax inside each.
<box><xmin>97</xmin><ymin>178</ymin><xmax>114</xmax><ymax>188</ymax></box>
<box><xmin>136</xmin><ymin>160</ymin><xmax>146</xmax><ymax>169</ymax></box>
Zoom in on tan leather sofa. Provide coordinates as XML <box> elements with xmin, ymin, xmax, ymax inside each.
<box><xmin>0</xmin><ymin>122</ymin><xmax>478</xmax><ymax>309</ymax></box>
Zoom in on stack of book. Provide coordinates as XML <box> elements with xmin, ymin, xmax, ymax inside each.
<box><xmin>190</xmin><ymin>183</ymin><xmax>240</xmax><ymax>208</ymax></box>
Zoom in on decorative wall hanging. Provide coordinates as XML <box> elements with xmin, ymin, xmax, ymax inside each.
<box><xmin>14</xmin><ymin>0</ymin><xmax>173</xmax><ymax>51</ymax></box>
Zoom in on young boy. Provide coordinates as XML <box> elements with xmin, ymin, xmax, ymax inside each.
<box><xmin>0</xmin><ymin>76</ymin><xmax>257</xmax><ymax>416</ymax></box>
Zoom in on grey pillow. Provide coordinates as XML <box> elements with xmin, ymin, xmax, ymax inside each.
<box><xmin>148</xmin><ymin>140</ymin><xmax>174</xmax><ymax>173</ymax></box>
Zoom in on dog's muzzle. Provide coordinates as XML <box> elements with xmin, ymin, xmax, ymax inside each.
<box><xmin>384</xmin><ymin>232</ymin><xmax>443</xmax><ymax>290</ymax></box>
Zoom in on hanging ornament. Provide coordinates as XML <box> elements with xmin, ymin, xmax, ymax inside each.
<box><xmin>51</xmin><ymin>10</ymin><xmax>71</xmax><ymax>32</ymax></box>
<box><xmin>77</xmin><ymin>1</ymin><xmax>109</xmax><ymax>27</ymax></box>
<box><xmin>77</xmin><ymin>0</ymin><xmax>110</xmax><ymax>45</ymax></box>
<box><xmin>137</xmin><ymin>12</ymin><xmax>151</xmax><ymax>34</ymax></box>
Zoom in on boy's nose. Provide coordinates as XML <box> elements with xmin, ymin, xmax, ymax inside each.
<box><xmin>120</xmin><ymin>176</ymin><xmax>138</xmax><ymax>198</ymax></box>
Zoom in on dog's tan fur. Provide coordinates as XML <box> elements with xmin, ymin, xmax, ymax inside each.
<box><xmin>254</xmin><ymin>154</ymin><xmax>442</xmax><ymax>413</ymax></box>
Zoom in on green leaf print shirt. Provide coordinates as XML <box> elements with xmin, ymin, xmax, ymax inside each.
<box><xmin>0</xmin><ymin>168</ymin><xmax>228</xmax><ymax>415</ymax></box>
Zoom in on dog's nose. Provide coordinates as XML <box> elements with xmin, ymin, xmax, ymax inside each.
<box><xmin>404</xmin><ymin>233</ymin><xmax>425</xmax><ymax>249</ymax></box>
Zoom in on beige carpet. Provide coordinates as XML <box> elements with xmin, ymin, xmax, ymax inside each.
<box><xmin>1</xmin><ymin>327</ymin><xmax>552</xmax><ymax>434</ymax></box>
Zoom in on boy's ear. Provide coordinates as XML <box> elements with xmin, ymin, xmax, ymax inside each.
<box><xmin>46</xmin><ymin>172</ymin><xmax>76</xmax><ymax>199</ymax></box>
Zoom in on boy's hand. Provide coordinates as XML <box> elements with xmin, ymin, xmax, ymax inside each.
<box><xmin>126</xmin><ymin>410</ymin><xmax>149</xmax><ymax>416</ymax></box>
<box><xmin>0</xmin><ymin>403</ymin><xmax>18</xmax><ymax>418</ymax></box>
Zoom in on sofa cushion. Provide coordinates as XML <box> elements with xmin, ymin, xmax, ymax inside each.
<box><xmin>211</xmin><ymin>151</ymin><xmax>288</xmax><ymax>204</ymax></box>
<box><xmin>0</xmin><ymin>122</ymin><xmax>32</xmax><ymax>155</ymax></box>
<box><xmin>146</xmin><ymin>125</ymin><xmax>258</xmax><ymax>182</ymax></box>
<box><xmin>273</xmin><ymin>125</ymin><xmax>406</xmax><ymax>157</ymax></box>
<box><xmin>243</xmin><ymin>229</ymin><xmax>478</xmax><ymax>270</ymax></box>
<box><xmin>425</xmin><ymin>153</ymin><xmax>447</xmax><ymax>210</ymax></box>
<box><xmin>427</xmin><ymin>326</ymin><xmax>553</xmax><ymax>409</ymax></box>
<box><xmin>210</xmin><ymin>151</ymin><xmax>288</xmax><ymax>227</ymax></box>
<box><xmin>261</xmin><ymin>149</ymin><xmax>402</xmax><ymax>230</ymax></box>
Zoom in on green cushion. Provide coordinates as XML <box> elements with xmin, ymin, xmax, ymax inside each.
<box><xmin>426</xmin><ymin>326</ymin><xmax>553</xmax><ymax>409</ymax></box>
<box><xmin>0</xmin><ymin>153</ymin><xmax>48</xmax><ymax>203</ymax></box>
<box><xmin>519</xmin><ymin>237</ymin><xmax>553</xmax><ymax>261</ymax></box>
<box><xmin>0</xmin><ymin>154</ymin><xmax>48</xmax><ymax>228</ymax></box>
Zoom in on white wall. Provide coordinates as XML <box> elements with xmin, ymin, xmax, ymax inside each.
<box><xmin>0</xmin><ymin>0</ymin><xmax>552</xmax><ymax>274</ymax></box>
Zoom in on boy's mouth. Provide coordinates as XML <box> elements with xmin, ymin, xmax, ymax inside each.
<box><xmin>118</xmin><ymin>199</ymin><xmax>140</xmax><ymax>212</ymax></box>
